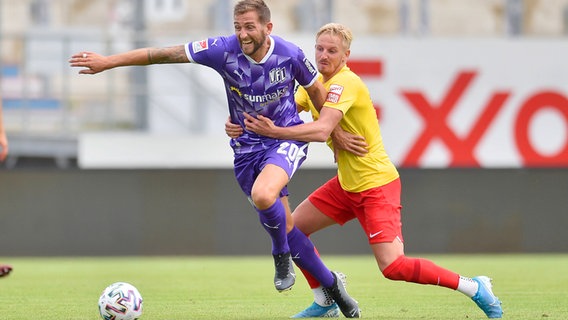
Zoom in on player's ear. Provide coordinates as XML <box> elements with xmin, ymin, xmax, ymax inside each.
<box><xmin>265</xmin><ymin>21</ymin><xmax>273</xmax><ymax>35</ymax></box>
<box><xmin>343</xmin><ymin>49</ymin><xmax>351</xmax><ymax>63</ymax></box>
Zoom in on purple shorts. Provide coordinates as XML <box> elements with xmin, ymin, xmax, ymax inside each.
<box><xmin>233</xmin><ymin>140</ymin><xmax>308</xmax><ymax>198</ymax></box>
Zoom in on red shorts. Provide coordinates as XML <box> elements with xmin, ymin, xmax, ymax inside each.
<box><xmin>308</xmin><ymin>176</ymin><xmax>403</xmax><ymax>244</ymax></box>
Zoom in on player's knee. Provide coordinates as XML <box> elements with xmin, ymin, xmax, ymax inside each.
<box><xmin>250</xmin><ymin>190</ymin><xmax>277</xmax><ymax>210</ymax></box>
<box><xmin>382</xmin><ymin>266</ymin><xmax>404</xmax><ymax>281</ymax></box>
<box><xmin>381</xmin><ymin>255</ymin><xmax>408</xmax><ymax>281</ymax></box>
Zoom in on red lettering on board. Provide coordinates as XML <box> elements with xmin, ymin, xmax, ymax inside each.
<box><xmin>400</xmin><ymin>71</ymin><xmax>509</xmax><ymax>167</ymax></box>
<box><xmin>515</xmin><ymin>91</ymin><xmax>568</xmax><ymax>166</ymax></box>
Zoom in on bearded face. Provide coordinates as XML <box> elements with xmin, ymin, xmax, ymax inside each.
<box><xmin>233</xmin><ymin>10</ymin><xmax>272</xmax><ymax>62</ymax></box>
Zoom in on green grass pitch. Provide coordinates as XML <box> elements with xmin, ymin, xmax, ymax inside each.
<box><xmin>0</xmin><ymin>254</ymin><xmax>567</xmax><ymax>319</ymax></box>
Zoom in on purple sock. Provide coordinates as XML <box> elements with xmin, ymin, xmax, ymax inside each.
<box><xmin>257</xmin><ymin>199</ymin><xmax>289</xmax><ymax>255</ymax></box>
<box><xmin>287</xmin><ymin>226</ymin><xmax>334</xmax><ymax>288</ymax></box>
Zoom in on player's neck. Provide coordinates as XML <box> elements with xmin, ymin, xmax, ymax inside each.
<box><xmin>322</xmin><ymin>64</ymin><xmax>345</xmax><ymax>83</ymax></box>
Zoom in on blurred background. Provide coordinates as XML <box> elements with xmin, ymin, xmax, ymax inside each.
<box><xmin>1</xmin><ymin>0</ymin><xmax>567</xmax><ymax>256</ymax></box>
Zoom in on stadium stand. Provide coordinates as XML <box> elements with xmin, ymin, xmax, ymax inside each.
<box><xmin>1</xmin><ymin>0</ymin><xmax>568</xmax><ymax>168</ymax></box>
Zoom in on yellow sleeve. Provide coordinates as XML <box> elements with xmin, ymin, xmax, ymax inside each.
<box><xmin>295</xmin><ymin>85</ymin><xmax>311</xmax><ymax>113</ymax></box>
<box><xmin>323</xmin><ymin>81</ymin><xmax>357</xmax><ymax>116</ymax></box>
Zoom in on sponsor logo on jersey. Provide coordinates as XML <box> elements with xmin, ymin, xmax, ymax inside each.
<box><xmin>243</xmin><ymin>87</ymin><xmax>289</xmax><ymax>105</ymax></box>
<box><xmin>326</xmin><ymin>84</ymin><xmax>344</xmax><ymax>103</ymax></box>
<box><xmin>329</xmin><ymin>84</ymin><xmax>344</xmax><ymax>94</ymax></box>
<box><xmin>269</xmin><ymin>67</ymin><xmax>287</xmax><ymax>84</ymax></box>
<box><xmin>302</xmin><ymin>57</ymin><xmax>317</xmax><ymax>76</ymax></box>
<box><xmin>230</xmin><ymin>86</ymin><xmax>242</xmax><ymax>97</ymax></box>
<box><xmin>192</xmin><ymin>39</ymin><xmax>209</xmax><ymax>53</ymax></box>
<box><xmin>230</xmin><ymin>84</ymin><xmax>288</xmax><ymax>106</ymax></box>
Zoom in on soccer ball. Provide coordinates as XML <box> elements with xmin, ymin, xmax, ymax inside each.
<box><xmin>98</xmin><ymin>282</ymin><xmax>143</xmax><ymax>320</ymax></box>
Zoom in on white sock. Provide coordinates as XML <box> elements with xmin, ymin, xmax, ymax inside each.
<box><xmin>456</xmin><ymin>276</ymin><xmax>479</xmax><ymax>298</ymax></box>
<box><xmin>313</xmin><ymin>286</ymin><xmax>334</xmax><ymax>306</ymax></box>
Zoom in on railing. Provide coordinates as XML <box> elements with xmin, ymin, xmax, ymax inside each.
<box><xmin>1</xmin><ymin>30</ymin><xmax>230</xmax><ymax>168</ymax></box>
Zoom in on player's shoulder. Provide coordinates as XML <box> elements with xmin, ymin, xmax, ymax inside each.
<box><xmin>214</xmin><ymin>34</ymin><xmax>239</xmax><ymax>50</ymax></box>
<box><xmin>342</xmin><ymin>66</ymin><xmax>363</xmax><ymax>80</ymax></box>
<box><xmin>271</xmin><ymin>35</ymin><xmax>302</xmax><ymax>55</ymax></box>
<box><xmin>189</xmin><ymin>35</ymin><xmax>236</xmax><ymax>55</ymax></box>
<box><xmin>333</xmin><ymin>66</ymin><xmax>364</xmax><ymax>85</ymax></box>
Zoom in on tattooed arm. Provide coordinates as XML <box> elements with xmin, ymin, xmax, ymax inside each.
<box><xmin>69</xmin><ymin>45</ymin><xmax>189</xmax><ymax>75</ymax></box>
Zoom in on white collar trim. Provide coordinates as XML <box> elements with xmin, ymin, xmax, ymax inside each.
<box><xmin>244</xmin><ymin>35</ymin><xmax>275</xmax><ymax>64</ymax></box>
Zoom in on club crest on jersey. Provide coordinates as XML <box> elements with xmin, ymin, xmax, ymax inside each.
<box><xmin>192</xmin><ymin>39</ymin><xmax>209</xmax><ymax>53</ymax></box>
<box><xmin>269</xmin><ymin>67</ymin><xmax>286</xmax><ymax>84</ymax></box>
<box><xmin>326</xmin><ymin>84</ymin><xmax>344</xmax><ymax>103</ymax></box>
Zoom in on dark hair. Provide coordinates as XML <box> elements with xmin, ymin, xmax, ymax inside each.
<box><xmin>234</xmin><ymin>0</ymin><xmax>271</xmax><ymax>24</ymax></box>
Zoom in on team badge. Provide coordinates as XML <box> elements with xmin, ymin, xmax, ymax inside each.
<box><xmin>269</xmin><ymin>67</ymin><xmax>286</xmax><ymax>84</ymax></box>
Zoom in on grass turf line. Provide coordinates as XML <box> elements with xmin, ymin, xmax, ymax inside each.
<box><xmin>0</xmin><ymin>254</ymin><xmax>567</xmax><ymax>319</ymax></box>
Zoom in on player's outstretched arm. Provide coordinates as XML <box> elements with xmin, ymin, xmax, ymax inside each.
<box><xmin>69</xmin><ymin>45</ymin><xmax>189</xmax><ymax>75</ymax></box>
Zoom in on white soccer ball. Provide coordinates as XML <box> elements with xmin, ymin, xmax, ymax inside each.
<box><xmin>98</xmin><ymin>282</ymin><xmax>144</xmax><ymax>320</ymax></box>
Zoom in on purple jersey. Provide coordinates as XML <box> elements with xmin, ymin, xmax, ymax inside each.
<box><xmin>185</xmin><ymin>35</ymin><xmax>318</xmax><ymax>154</ymax></box>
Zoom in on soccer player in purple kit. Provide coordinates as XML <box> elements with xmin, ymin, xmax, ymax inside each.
<box><xmin>69</xmin><ymin>0</ymin><xmax>360</xmax><ymax>317</ymax></box>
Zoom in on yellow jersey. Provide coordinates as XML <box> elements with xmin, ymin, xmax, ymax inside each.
<box><xmin>296</xmin><ymin>65</ymin><xmax>399</xmax><ymax>192</ymax></box>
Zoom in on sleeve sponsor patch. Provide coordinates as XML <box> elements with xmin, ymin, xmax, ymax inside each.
<box><xmin>326</xmin><ymin>84</ymin><xmax>344</xmax><ymax>103</ymax></box>
<box><xmin>302</xmin><ymin>57</ymin><xmax>317</xmax><ymax>76</ymax></box>
<box><xmin>192</xmin><ymin>39</ymin><xmax>209</xmax><ymax>54</ymax></box>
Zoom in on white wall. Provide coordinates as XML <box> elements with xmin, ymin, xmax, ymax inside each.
<box><xmin>81</xmin><ymin>37</ymin><xmax>568</xmax><ymax>169</ymax></box>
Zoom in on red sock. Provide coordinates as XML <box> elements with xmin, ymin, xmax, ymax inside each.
<box><xmin>300</xmin><ymin>265</ymin><xmax>321</xmax><ymax>289</ymax></box>
<box><xmin>382</xmin><ymin>255</ymin><xmax>459</xmax><ymax>289</ymax></box>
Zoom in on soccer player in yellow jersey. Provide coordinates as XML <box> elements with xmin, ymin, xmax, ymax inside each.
<box><xmin>242</xmin><ymin>23</ymin><xmax>503</xmax><ymax>318</ymax></box>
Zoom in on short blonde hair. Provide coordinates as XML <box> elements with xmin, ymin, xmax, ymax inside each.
<box><xmin>316</xmin><ymin>23</ymin><xmax>353</xmax><ymax>50</ymax></box>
